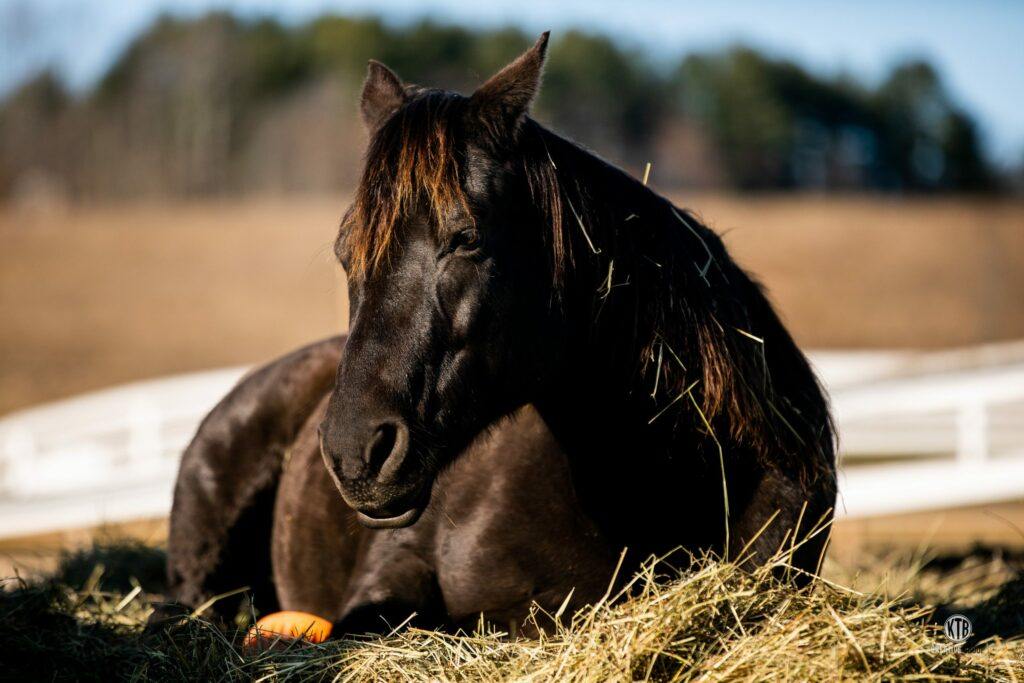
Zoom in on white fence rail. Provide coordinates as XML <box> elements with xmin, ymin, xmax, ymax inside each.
<box><xmin>0</xmin><ymin>368</ymin><xmax>247</xmax><ymax>538</ymax></box>
<box><xmin>1</xmin><ymin>345</ymin><xmax>1023</xmax><ymax>538</ymax></box>
<box><xmin>829</xmin><ymin>360</ymin><xmax>1024</xmax><ymax>517</ymax></box>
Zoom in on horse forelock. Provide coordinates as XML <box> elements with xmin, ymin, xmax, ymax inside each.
<box><xmin>343</xmin><ymin>94</ymin><xmax>575</xmax><ymax>286</ymax></box>
<box><xmin>345</xmin><ymin>91</ymin><xmax>471</xmax><ymax>277</ymax></box>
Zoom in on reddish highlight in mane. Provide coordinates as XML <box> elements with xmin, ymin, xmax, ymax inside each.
<box><xmin>341</xmin><ymin>88</ymin><xmax>575</xmax><ymax>287</ymax></box>
<box><xmin>344</xmin><ymin>93</ymin><xmax>471</xmax><ymax>277</ymax></box>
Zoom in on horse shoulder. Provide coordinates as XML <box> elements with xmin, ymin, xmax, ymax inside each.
<box><xmin>433</xmin><ymin>406</ymin><xmax>619</xmax><ymax>626</ymax></box>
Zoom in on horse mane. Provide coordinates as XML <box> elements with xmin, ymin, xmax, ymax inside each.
<box><xmin>341</xmin><ymin>88</ymin><xmax>835</xmax><ymax>479</ymax></box>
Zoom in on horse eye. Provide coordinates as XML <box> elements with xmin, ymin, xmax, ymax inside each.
<box><xmin>451</xmin><ymin>229</ymin><xmax>480</xmax><ymax>252</ymax></box>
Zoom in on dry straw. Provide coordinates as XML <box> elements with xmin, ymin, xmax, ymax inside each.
<box><xmin>2</xmin><ymin>541</ymin><xmax>1021</xmax><ymax>681</ymax></box>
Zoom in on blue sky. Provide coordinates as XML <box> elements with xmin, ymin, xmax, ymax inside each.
<box><xmin>2</xmin><ymin>0</ymin><xmax>1022</xmax><ymax>164</ymax></box>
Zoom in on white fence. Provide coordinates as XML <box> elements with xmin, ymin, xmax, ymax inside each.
<box><xmin>0</xmin><ymin>368</ymin><xmax>247</xmax><ymax>538</ymax></box>
<box><xmin>822</xmin><ymin>350</ymin><xmax>1024</xmax><ymax>517</ymax></box>
<box><xmin>1</xmin><ymin>343</ymin><xmax>1023</xmax><ymax>538</ymax></box>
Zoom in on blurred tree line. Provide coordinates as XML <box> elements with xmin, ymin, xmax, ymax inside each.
<box><xmin>0</xmin><ymin>12</ymin><xmax>1002</xmax><ymax>200</ymax></box>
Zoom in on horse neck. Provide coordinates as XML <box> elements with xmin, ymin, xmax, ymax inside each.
<box><xmin>532</xmin><ymin>130</ymin><xmax>694</xmax><ymax>475</ymax></box>
<box><xmin>530</xmin><ymin>130</ymin><xmax>835</xmax><ymax>502</ymax></box>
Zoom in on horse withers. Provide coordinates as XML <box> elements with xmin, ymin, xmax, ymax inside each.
<box><xmin>162</xmin><ymin>33</ymin><xmax>836</xmax><ymax>638</ymax></box>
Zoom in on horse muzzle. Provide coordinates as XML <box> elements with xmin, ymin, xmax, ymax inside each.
<box><xmin>319</xmin><ymin>417</ymin><xmax>432</xmax><ymax>528</ymax></box>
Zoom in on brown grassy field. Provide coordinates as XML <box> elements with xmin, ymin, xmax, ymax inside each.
<box><xmin>2</xmin><ymin>194</ymin><xmax>1023</xmax><ymax>414</ymax></box>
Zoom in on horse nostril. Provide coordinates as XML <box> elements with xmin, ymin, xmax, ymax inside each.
<box><xmin>366</xmin><ymin>423</ymin><xmax>396</xmax><ymax>468</ymax></box>
<box><xmin>364</xmin><ymin>420</ymin><xmax>408</xmax><ymax>483</ymax></box>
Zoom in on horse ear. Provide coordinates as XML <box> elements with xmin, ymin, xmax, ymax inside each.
<box><xmin>361</xmin><ymin>60</ymin><xmax>407</xmax><ymax>132</ymax></box>
<box><xmin>468</xmin><ymin>32</ymin><xmax>550</xmax><ymax>146</ymax></box>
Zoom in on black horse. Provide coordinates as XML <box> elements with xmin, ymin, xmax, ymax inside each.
<box><xmin>163</xmin><ymin>33</ymin><xmax>836</xmax><ymax>636</ymax></box>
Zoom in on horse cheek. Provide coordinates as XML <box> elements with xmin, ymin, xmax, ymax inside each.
<box><xmin>437</xmin><ymin>260</ymin><xmax>484</xmax><ymax>342</ymax></box>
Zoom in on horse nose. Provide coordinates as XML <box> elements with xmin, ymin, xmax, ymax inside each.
<box><xmin>363</xmin><ymin>419</ymin><xmax>409</xmax><ymax>485</ymax></box>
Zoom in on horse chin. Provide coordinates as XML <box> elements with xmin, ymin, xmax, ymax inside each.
<box><xmin>355</xmin><ymin>505</ymin><xmax>424</xmax><ymax>529</ymax></box>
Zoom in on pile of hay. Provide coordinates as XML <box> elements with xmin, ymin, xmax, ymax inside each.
<box><xmin>1</xmin><ymin>542</ymin><xmax>1021</xmax><ymax>681</ymax></box>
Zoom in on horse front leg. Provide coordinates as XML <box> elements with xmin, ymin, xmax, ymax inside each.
<box><xmin>328</xmin><ymin>530</ymin><xmax>446</xmax><ymax>636</ymax></box>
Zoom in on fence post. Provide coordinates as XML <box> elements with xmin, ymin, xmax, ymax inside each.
<box><xmin>956</xmin><ymin>401</ymin><xmax>988</xmax><ymax>464</ymax></box>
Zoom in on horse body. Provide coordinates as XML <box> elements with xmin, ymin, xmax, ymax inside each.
<box><xmin>163</xmin><ymin>33</ymin><xmax>836</xmax><ymax>636</ymax></box>
<box><xmin>271</xmin><ymin>387</ymin><xmax>619</xmax><ymax>632</ymax></box>
<box><xmin>167</xmin><ymin>335</ymin><xmax>622</xmax><ymax>631</ymax></box>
